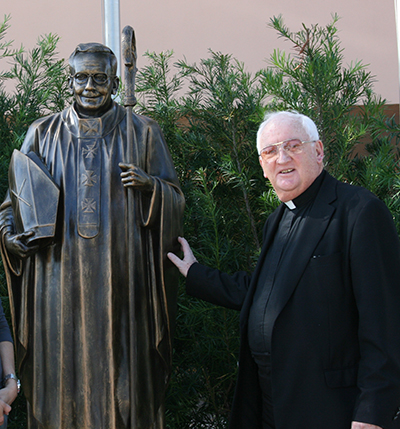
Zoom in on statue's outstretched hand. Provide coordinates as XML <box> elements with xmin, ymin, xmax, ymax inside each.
<box><xmin>167</xmin><ymin>237</ymin><xmax>198</xmax><ymax>277</ymax></box>
<box><xmin>119</xmin><ymin>163</ymin><xmax>155</xmax><ymax>193</ymax></box>
<box><xmin>4</xmin><ymin>230</ymin><xmax>39</xmax><ymax>259</ymax></box>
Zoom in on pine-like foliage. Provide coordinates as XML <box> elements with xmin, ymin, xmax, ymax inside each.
<box><xmin>0</xmin><ymin>16</ymin><xmax>72</xmax><ymax>428</ymax></box>
<box><xmin>136</xmin><ymin>49</ymin><xmax>270</xmax><ymax>427</ymax></box>
<box><xmin>0</xmin><ymin>16</ymin><xmax>71</xmax><ymax>200</ymax></box>
<box><xmin>1</xmin><ymin>13</ymin><xmax>400</xmax><ymax>429</ymax></box>
<box><xmin>135</xmin><ymin>15</ymin><xmax>400</xmax><ymax>427</ymax></box>
<box><xmin>260</xmin><ymin>14</ymin><xmax>400</xmax><ymax>219</ymax></box>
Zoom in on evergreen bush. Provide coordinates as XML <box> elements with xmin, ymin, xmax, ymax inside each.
<box><xmin>0</xmin><ymin>16</ymin><xmax>71</xmax><ymax>428</ymax></box>
<box><xmin>0</xmin><ymin>13</ymin><xmax>399</xmax><ymax>428</ymax></box>
<box><xmin>135</xmin><ymin>15</ymin><xmax>400</xmax><ymax>427</ymax></box>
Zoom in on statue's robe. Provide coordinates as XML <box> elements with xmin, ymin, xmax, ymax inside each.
<box><xmin>0</xmin><ymin>102</ymin><xmax>185</xmax><ymax>428</ymax></box>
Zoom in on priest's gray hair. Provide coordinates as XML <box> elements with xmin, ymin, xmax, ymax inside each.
<box><xmin>256</xmin><ymin>111</ymin><xmax>320</xmax><ymax>154</ymax></box>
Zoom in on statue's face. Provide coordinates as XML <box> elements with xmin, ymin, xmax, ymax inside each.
<box><xmin>69</xmin><ymin>52</ymin><xmax>119</xmax><ymax>117</ymax></box>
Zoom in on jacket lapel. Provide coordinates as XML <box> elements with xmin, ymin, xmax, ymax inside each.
<box><xmin>265</xmin><ymin>173</ymin><xmax>338</xmax><ymax>331</ymax></box>
<box><xmin>241</xmin><ymin>173</ymin><xmax>339</xmax><ymax>335</ymax></box>
<box><xmin>240</xmin><ymin>203</ymin><xmax>285</xmax><ymax>327</ymax></box>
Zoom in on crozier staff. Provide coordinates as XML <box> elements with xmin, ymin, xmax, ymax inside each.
<box><xmin>168</xmin><ymin>111</ymin><xmax>400</xmax><ymax>429</ymax></box>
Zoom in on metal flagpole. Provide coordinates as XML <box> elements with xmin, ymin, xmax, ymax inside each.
<box><xmin>102</xmin><ymin>0</ymin><xmax>121</xmax><ymax>78</ymax></box>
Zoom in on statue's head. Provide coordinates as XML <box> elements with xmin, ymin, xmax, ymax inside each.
<box><xmin>68</xmin><ymin>43</ymin><xmax>120</xmax><ymax>117</ymax></box>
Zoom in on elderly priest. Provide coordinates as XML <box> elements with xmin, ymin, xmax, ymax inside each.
<box><xmin>168</xmin><ymin>111</ymin><xmax>400</xmax><ymax>429</ymax></box>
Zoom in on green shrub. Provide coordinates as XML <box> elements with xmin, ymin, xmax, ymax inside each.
<box><xmin>1</xmin><ymin>13</ymin><xmax>399</xmax><ymax>428</ymax></box>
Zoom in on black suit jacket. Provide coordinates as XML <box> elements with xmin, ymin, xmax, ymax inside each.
<box><xmin>187</xmin><ymin>172</ymin><xmax>400</xmax><ymax>429</ymax></box>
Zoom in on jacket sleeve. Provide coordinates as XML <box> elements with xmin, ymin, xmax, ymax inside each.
<box><xmin>186</xmin><ymin>262</ymin><xmax>252</xmax><ymax>311</ymax></box>
<box><xmin>350</xmin><ymin>196</ymin><xmax>400</xmax><ymax>427</ymax></box>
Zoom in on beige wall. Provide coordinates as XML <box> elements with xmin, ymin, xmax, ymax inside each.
<box><xmin>2</xmin><ymin>0</ymin><xmax>399</xmax><ymax>103</ymax></box>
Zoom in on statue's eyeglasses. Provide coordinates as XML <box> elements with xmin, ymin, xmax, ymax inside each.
<box><xmin>259</xmin><ymin>139</ymin><xmax>315</xmax><ymax>161</ymax></box>
<box><xmin>71</xmin><ymin>72</ymin><xmax>113</xmax><ymax>85</ymax></box>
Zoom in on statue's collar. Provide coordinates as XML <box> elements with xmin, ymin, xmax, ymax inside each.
<box><xmin>63</xmin><ymin>102</ymin><xmax>125</xmax><ymax>138</ymax></box>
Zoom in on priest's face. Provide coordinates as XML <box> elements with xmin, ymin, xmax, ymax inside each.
<box><xmin>258</xmin><ymin>117</ymin><xmax>324</xmax><ymax>202</ymax></box>
<box><xmin>69</xmin><ymin>52</ymin><xmax>119</xmax><ymax>117</ymax></box>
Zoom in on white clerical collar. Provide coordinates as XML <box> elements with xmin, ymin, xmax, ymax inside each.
<box><xmin>284</xmin><ymin>200</ymin><xmax>296</xmax><ymax>210</ymax></box>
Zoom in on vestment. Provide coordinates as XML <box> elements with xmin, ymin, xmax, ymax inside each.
<box><xmin>186</xmin><ymin>171</ymin><xmax>400</xmax><ymax>429</ymax></box>
<box><xmin>0</xmin><ymin>102</ymin><xmax>185</xmax><ymax>428</ymax></box>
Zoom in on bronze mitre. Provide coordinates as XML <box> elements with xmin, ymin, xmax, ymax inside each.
<box><xmin>8</xmin><ymin>149</ymin><xmax>59</xmax><ymax>243</ymax></box>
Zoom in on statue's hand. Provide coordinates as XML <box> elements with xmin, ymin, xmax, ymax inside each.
<box><xmin>119</xmin><ymin>163</ymin><xmax>155</xmax><ymax>193</ymax></box>
<box><xmin>4</xmin><ymin>230</ymin><xmax>40</xmax><ymax>259</ymax></box>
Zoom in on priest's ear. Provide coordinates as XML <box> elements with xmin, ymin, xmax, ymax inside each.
<box><xmin>111</xmin><ymin>76</ymin><xmax>120</xmax><ymax>96</ymax></box>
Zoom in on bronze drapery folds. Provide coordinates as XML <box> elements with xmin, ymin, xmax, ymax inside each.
<box><xmin>0</xmin><ymin>36</ymin><xmax>184</xmax><ymax>428</ymax></box>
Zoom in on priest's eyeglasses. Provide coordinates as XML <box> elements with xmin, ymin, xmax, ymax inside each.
<box><xmin>71</xmin><ymin>72</ymin><xmax>113</xmax><ymax>85</ymax></box>
<box><xmin>259</xmin><ymin>139</ymin><xmax>315</xmax><ymax>161</ymax></box>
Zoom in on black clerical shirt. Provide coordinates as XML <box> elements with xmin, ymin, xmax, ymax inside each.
<box><xmin>248</xmin><ymin>170</ymin><xmax>326</xmax><ymax>355</ymax></box>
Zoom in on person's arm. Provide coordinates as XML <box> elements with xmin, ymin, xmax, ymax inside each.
<box><xmin>168</xmin><ymin>237</ymin><xmax>251</xmax><ymax>310</ymax></box>
<box><xmin>350</xmin><ymin>196</ymin><xmax>400</xmax><ymax>427</ymax></box>
<box><xmin>0</xmin><ymin>341</ymin><xmax>18</xmax><ymax>425</ymax></box>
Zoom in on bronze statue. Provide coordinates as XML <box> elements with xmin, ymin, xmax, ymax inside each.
<box><xmin>0</xmin><ymin>36</ymin><xmax>185</xmax><ymax>428</ymax></box>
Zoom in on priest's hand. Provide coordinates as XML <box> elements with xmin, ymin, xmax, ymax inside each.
<box><xmin>119</xmin><ymin>163</ymin><xmax>155</xmax><ymax>193</ymax></box>
<box><xmin>351</xmin><ymin>422</ymin><xmax>382</xmax><ymax>429</ymax></box>
<box><xmin>4</xmin><ymin>230</ymin><xmax>39</xmax><ymax>259</ymax></box>
<box><xmin>167</xmin><ymin>237</ymin><xmax>197</xmax><ymax>277</ymax></box>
